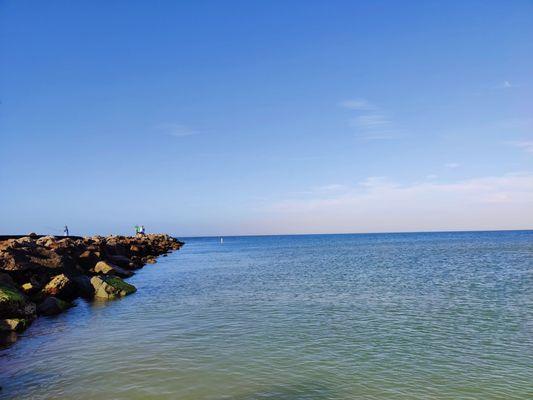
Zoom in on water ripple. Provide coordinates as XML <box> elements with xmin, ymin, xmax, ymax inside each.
<box><xmin>0</xmin><ymin>231</ymin><xmax>532</xmax><ymax>399</ymax></box>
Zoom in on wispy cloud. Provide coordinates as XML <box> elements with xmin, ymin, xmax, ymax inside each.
<box><xmin>445</xmin><ymin>162</ymin><xmax>461</xmax><ymax>169</ymax></box>
<box><xmin>350</xmin><ymin>114</ymin><xmax>391</xmax><ymax>129</ymax></box>
<box><xmin>499</xmin><ymin>80</ymin><xmax>516</xmax><ymax>89</ymax></box>
<box><xmin>156</xmin><ymin>123</ymin><xmax>198</xmax><ymax>137</ymax></box>
<box><xmin>338</xmin><ymin>99</ymin><xmax>376</xmax><ymax>111</ymax></box>
<box><xmin>508</xmin><ymin>140</ymin><xmax>533</xmax><ymax>154</ymax></box>
<box><xmin>312</xmin><ymin>184</ymin><xmax>349</xmax><ymax>193</ymax></box>
<box><xmin>340</xmin><ymin>98</ymin><xmax>401</xmax><ymax>141</ymax></box>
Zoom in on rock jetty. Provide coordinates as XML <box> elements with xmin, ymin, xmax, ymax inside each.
<box><xmin>0</xmin><ymin>233</ymin><xmax>183</xmax><ymax>346</ymax></box>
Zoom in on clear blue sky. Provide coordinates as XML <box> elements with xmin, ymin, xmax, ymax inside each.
<box><xmin>1</xmin><ymin>1</ymin><xmax>532</xmax><ymax>236</ymax></box>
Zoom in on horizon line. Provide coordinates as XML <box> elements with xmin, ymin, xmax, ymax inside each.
<box><xmin>178</xmin><ymin>228</ymin><xmax>533</xmax><ymax>239</ymax></box>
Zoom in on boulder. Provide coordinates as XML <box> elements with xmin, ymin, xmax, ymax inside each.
<box><xmin>71</xmin><ymin>275</ymin><xmax>94</xmax><ymax>299</ymax></box>
<box><xmin>106</xmin><ymin>255</ymin><xmax>135</xmax><ymax>269</ymax></box>
<box><xmin>129</xmin><ymin>256</ymin><xmax>145</xmax><ymax>269</ymax></box>
<box><xmin>28</xmin><ymin>274</ymin><xmax>48</xmax><ymax>291</ymax></box>
<box><xmin>14</xmin><ymin>236</ymin><xmax>33</xmax><ymax>246</ymax></box>
<box><xmin>45</xmin><ymin>238</ymin><xmax>77</xmax><ymax>254</ymax></box>
<box><xmin>37</xmin><ymin>297</ymin><xmax>73</xmax><ymax>316</ymax></box>
<box><xmin>104</xmin><ymin>238</ymin><xmax>128</xmax><ymax>256</ymax></box>
<box><xmin>35</xmin><ymin>235</ymin><xmax>55</xmax><ymax>246</ymax></box>
<box><xmin>0</xmin><ymin>318</ymin><xmax>28</xmax><ymax>332</ymax></box>
<box><xmin>0</xmin><ymin>273</ymin><xmax>15</xmax><ymax>288</ymax></box>
<box><xmin>0</xmin><ymin>284</ymin><xmax>36</xmax><ymax>319</ymax></box>
<box><xmin>90</xmin><ymin>276</ymin><xmax>136</xmax><ymax>299</ymax></box>
<box><xmin>94</xmin><ymin>261</ymin><xmax>133</xmax><ymax>278</ymax></box>
<box><xmin>77</xmin><ymin>250</ymin><xmax>100</xmax><ymax>271</ymax></box>
<box><xmin>21</xmin><ymin>282</ymin><xmax>37</xmax><ymax>295</ymax></box>
<box><xmin>42</xmin><ymin>274</ymin><xmax>77</xmax><ymax>301</ymax></box>
<box><xmin>145</xmin><ymin>256</ymin><xmax>157</xmax><ymax>264</ymax></box>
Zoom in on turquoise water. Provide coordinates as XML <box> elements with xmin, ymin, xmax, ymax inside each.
<box><xmin>1</xmin><ymin>231</ymin><xmax>532</xmax><ymax>399</ymax></box>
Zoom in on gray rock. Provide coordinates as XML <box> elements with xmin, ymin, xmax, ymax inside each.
<box><xmin>37</xmin><ymin>297</ymin><xmax>73</xmax><ymax>316</ymax></box>
<box><xmin>90</xmin><ymin>276</ymin><xmax>136</xmax><ymax>299</ymax></box>
<box><xmin>0</xmin><ymin>318</ymin><xmax>28</xmax><ymax>332</ymax></box>
<box><xmin>72</xmin><ymin>275</ymin><xmax>94</xmax><ymax>299</ymax></box>
<box><xmin>94</xmin><ymin>261</ymin><xmax>133</xmax><ymax>278</ymax></box>
<box><xmin>0</xmin><ymin>283</ymin><xmax>36</xmax><ymax>319</ymax></box>
<box><xmin>42</xmin><ymin>274</ymin><xmax>77</xmax><ymax>301</ymax></box>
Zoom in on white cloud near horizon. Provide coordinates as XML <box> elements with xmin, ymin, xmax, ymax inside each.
<box><xmin>254</xmin><ymin>173</ymin><xmax>533</xmax><ymax>234</ymax></box>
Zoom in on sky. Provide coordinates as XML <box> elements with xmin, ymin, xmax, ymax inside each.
<box><xmin>1</xmin><ymin>0</ymin><xmax>532</xmax><ymax>237</ymax></box>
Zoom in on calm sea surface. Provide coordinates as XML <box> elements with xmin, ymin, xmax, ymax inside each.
<box><xmin>1</xmin><ymin>231</ymin><xmax>532</xmax><ymax>399</ymax></box>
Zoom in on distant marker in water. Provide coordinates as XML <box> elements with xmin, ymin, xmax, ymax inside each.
<box><xmin>220</xmin><ymin>237</ymin><xmax>224</xmax><ymax>244</ymax></box>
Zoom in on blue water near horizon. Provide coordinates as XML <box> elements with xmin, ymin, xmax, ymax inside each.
<box><xmin>1</xmin><ymin>230</ymin><xmax>532</xmax><ymax>399</ymax></box>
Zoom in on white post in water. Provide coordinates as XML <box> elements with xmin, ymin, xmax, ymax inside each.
<box><xmin>220</xmin><ymin>237</ymin><xmax>224</xmax><ymax>244</ymax></box>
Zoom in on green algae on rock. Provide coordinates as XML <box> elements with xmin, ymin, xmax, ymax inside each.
<box><xmin>90</xmin><ymin>275</ymin><xmax>137</xmax><ymax>299</ymax></box>
<box><xmin>0</xmin><ymin>284</ymin><xmax>36</xmax><ymax>320</ymax></box>
<box><xmin>0</xmin><ymin>278</ymin><xmax>36</xmax><ymax>334</ymax></box>
<box><xmin>0</xmin><ymin>285</ymin><xmax>24</xmax><ymax>304</ymax></box>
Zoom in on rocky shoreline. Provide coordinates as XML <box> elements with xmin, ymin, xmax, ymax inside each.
<box><xmin>0</xmin><ymin>233</ymin><xmax>183</xmax><ymax>347</ymax></box>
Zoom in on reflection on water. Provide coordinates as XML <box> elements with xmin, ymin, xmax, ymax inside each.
<box><xmin>1</xmin><ymin>231</ymin><xmax>532</xmax><ymax>399</ymax></box>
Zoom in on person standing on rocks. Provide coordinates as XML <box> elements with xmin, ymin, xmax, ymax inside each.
<box><xmin>140</xmin><ymin>225</ymin><xmax>145</xmax><ymax>235</ymax></box>
<box><xmin>64</xmin><ymin>225</ymin><xmax>69</xmax><ymax>236</ymax></box>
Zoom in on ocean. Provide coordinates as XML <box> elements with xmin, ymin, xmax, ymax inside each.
<box><xmin>1</xmin><ymin>231</ymin><xmax>532</xmax><ymax>399</ymax></box>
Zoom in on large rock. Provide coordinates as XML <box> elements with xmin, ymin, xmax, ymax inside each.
<box><xmin>145</xmin><ymin>256</ymin><xmax>157</xmax><ymax>264</ymax></box>
<box><xmin>129</xmin><ymin>244</ymin><xmax>142</xmax><ymax>254</ymax></box>
<box><xmin>94</xmin><ymin>261</ymin><xmax>133</xmax><ymax>278</ymax></box>
<box><xmin>0</xmin><ymin>283</ymin><xmax>36</xmax><ymax>319</ymax></box>
<box><xmin>35</xmin><ymin>235</ymin><xmax>55</xmax><ymax>246</ymax></box>
<box><xmin>77</xmin><ymin>250</ymin><xmax>100</xmax><ymax>271</ymax></box>
<box><xmin>71</xmin><ymin>275</ymin><xmax>94</xmax><ymax>299</ymax></box>
<box><xmin>0</xmin><ymin>318</ymin><xmax>28</xmax><ymax>332</ymax></box>
<box><xmin>21</xmin><ymin>282</ymin><xmax>36</xmax><ymax>294</ymax></box>
<box><xmin>42</xmin><ymin>274</ymin><xmax>77</xmax><ymax>300</ymax></box>
<box><xmin>37</xmin><ymin>297</ymin><xmax>73</xmax><ymax>316</ymax></box>
<box><xmin>0</xmin><ymin>273</ymin><xmax>16</xmax><ymax>288</ymax></box>
<box><xmin>104</xmin><ymin>237</ymin><xmax>128</xmax><ymax>256</ymax></box>
<box><xmin>106</xmin><ymin>255</ymin><xmax>135</xmax><ymax>269</ymax></box>
<box><xmin>128</xmin><ymin>256</ymin><xmax>144</xmax><ymax>269</ymax></box>
<box><xmin>90</xmin><ymin>276</ymin><xmax>136</xmax><ymax>299</ymax></box>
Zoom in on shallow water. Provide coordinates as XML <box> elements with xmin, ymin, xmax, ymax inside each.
<box><xmin>1</xmin><ymin>231</ymin><xmax>532</xmax><ymax>399</ymax></box>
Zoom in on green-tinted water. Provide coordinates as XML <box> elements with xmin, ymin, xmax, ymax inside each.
<box><xmin>1</xmin><ymin>231</ymin><xmax>532</xmax><ymax>399</ymax></box>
